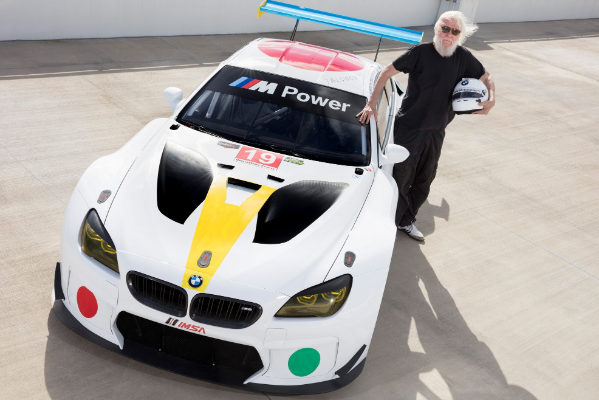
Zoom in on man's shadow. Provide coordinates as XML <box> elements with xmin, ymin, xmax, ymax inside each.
<box><xmin>340</xmin><ymin>199</ymin><xmax>537</xmax><ymax>399</ymax></box>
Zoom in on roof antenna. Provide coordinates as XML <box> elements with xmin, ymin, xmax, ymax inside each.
<box><xmin>374</xmin><ymin>36</ymin><xmax>382</xmax><ymax>62</ymax></box>
<box><xmin>290</xmin><ymin>18</ymin><xmax>299</xmax><ymax>41</ymax></box>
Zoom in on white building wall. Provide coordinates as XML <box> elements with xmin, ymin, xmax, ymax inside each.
<box><xmin>475</xmin><ymin>0</ymin><xmax>599</xmax><ymax>23</ymax></box>
<box><xmin>0</xmin><ymin>0</ymin><xmax>440</xmax><ymax>41</ymax></box>
<box><xmin>1</xmin><ymin>0</ymin><xmax>598</xmax><ymax>41</ymax></box>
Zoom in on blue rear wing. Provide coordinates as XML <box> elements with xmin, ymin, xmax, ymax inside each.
<box><xmin>258</xmin><ymin>0</ymin><xmax>423</xmax><ymax>46</ymax></box>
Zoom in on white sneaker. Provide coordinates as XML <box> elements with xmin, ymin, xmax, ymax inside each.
<box><xmin>398</xmin><ymin>223</ymin><xmax>424</xmax><ymax>241</ymax></box>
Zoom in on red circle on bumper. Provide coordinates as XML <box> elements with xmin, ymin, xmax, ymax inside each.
<box><xmin>77</xmin><ymin>286</ymin><xmax>98</xmax><ymax>318</ymax></box>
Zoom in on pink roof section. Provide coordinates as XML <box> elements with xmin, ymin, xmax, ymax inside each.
<box><xmin>257</xmin><ymin>40</ymin><xmax>365</xmax><ymax>72</ymax></box>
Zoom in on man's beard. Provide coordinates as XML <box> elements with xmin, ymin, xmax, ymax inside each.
<box><xmin>434</xmin><ymin>34</ymin><xmax>459</xmax><ymax>57</ymax></box>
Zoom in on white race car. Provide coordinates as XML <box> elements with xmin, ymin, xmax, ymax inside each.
<box><xmin>52</xmin><ymin>37</ymin><xmax>409</xmax><ymax>394</ymax></box>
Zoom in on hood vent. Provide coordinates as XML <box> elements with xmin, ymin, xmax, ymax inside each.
<box><xmin>225</xmin><ymin>177</ymin><xmax>262</xmax><ymax>206</ymax></box>
<box><xmin>227</xmin><ymin>177</ymin><xmax>261</xmax><ymax>191</ymax></box>
<box><xmin>157</xmin><ymin>141</ymin><xmax>213</xmax><ymax>224</ymax></box>
<box><xmin>254</xmin><ymin>180</ymin><xmax>348</xmax><ymax>244</ymax></box>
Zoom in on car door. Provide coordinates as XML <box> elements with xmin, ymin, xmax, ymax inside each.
<box><xmin>377</xmin><ymin>78</ymin><xmax>398</xmax><ymax>173</ymax></box>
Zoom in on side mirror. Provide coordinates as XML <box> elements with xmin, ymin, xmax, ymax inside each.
<box><xmin>381</xmin><ymin>144</ymin><xmax>409</xmax><ymax>165</ymax></box>
<box><xmin>163</xmin><ymin>87</ymin><xmax>183</xmax><ymax>114</ymax></box>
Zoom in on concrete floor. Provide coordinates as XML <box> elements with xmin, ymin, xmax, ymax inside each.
<box><xmin>1</xmin><ymin>18</ymin><xmax>599</xmax><ymax>400</ymax></box>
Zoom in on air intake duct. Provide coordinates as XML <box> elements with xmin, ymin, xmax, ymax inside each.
<box><xmin>254</xmin><ymin>180</ymin><xmax>348</xmax><ymax>244</ymax></box>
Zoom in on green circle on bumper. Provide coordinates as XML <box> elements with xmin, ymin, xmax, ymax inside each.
<box><xmin>288</xmin><ymin>348</ymin><xmax>320</xmax><ymax>377</ymax></box>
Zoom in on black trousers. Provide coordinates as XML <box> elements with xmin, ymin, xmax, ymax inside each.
<box><xmin>392</xmin><ymin>125</ymin><xmax>445</xmax><ymax>227</ymax></box>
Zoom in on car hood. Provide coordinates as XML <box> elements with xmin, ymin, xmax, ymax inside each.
<box><xmin>105</xmin><ymin>124</ymin><xmax>375</xmax><ymax>296</ymax></box>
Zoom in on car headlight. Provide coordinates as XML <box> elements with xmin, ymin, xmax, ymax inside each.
<box><xmin>81</xmin><ymin>209</ymin><xmax>119</xmax><ymax>273</ymax></box>
<box><xmin>275</xmin><ymin>275</ymin><xmax>352</xmax><ymax>318</ymax></box>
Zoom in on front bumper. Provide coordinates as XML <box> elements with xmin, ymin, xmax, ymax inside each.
<box><xmin>52</xmin><ymin>261</ymin><xmax>371</xmax><ymax>394</ymax></box>
<box><xmin>55</xmin><ymin>184</ymin><xmax>389</xmax><ymax>394</ymax></box>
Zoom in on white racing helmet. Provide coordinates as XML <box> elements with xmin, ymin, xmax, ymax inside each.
<box><xmin>452</xmin><ymin>78</ymin><xmax>488</xmax><ymax>114</ymax></box>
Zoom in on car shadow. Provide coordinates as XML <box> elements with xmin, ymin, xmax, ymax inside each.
<box><xmin>374</xmin><ymin>199</ymin><xmax>537</xmax><ymax>399</ymax></box>
<box><xmin>302</xmin><ymin>199</ymin><xmax>538</xmax><ymax>400</ymax></box>
<box><xmin>43</xmin><ymin>199</ymin><xmax>537</xmax><ymax>400</ymax></box>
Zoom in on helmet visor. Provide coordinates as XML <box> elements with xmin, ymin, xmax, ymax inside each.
<box><xmin>452</xmin><ymin>91</ymin><xmax>484</xmax><ymax>100</ymax></box>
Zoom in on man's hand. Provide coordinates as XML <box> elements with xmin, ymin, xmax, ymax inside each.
<box><xmin>473</xmin><ymin>99</ymin><xmax>495</xmax><ymax>115</ymax></box>
<box><xmin>356</xmin><ymin>102</ymin><xmax>378</xmax><ymax>125</ymax></box>
<box><xmin>357</xmin><ymin>64</ymin><xmax>399</xmax><ymax>124</ymax></box>
<box><xmin>473</xmin><ymin>69</ymin><xmax>495</xmax><ymax>115</ymax></box>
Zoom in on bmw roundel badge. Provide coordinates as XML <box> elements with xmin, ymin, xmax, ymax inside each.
<box><xmin>188</xmin><ymin>275</ymin><xmax>203</xmax><ymax>288</ymax></box>
<box><xmin>461</xmin><ymin>79</ymin><xmax>469</xmax><ymax>86</ymax></box>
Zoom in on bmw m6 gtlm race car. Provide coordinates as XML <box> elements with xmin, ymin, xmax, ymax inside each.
<box><xmin>52</xmin><ymin>36</ymin><xmax>414</xmax><ymax>394</ymax></box>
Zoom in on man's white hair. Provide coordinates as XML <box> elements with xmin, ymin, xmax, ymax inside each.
<box><xmin>434</xmin><ymin>11</ymin><xmax>478</xmax><ymax>46</ymax></box>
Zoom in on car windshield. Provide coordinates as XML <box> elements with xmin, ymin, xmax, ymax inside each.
<box><xmin>177</xmin><ymin>66</ymin><xmax>369</xmax><ymax>166</ymax></box>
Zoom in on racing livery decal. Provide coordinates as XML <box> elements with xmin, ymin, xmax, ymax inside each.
<box><xmin>165</xmin><ymin>318</ymin><xmax>206</xmax><ymax>334</ymax></box>
<box><xmin>217</xmin><ymin>141</ymin><xmax>240</xmax><ymax>149</ymax></box>
<box><xmin>235</xmin><ymin>146</ymin><xmax>284</xmax><ymax>170</ymax></box>
<box><xmin>201</xmin><ymin>66</ymin><xmax>365</xmax><ymax>125</ymax></box>
<box><xmin>229</xmin><ymin>77</ymin><xmax>278</xmax><ymax>94</ymax></box>
<box><xmin>283</xmin><ymin>156</ymin><xmax>304</xmax><ymax>165</ymax></box>
<box><xmin>182</xmin><ymin>176</ymin><xmax>276</xmax><ymax>292</ymax></box>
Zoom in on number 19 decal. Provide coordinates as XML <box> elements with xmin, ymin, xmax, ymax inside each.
<box><xmin>235</xmin><ymin>146</ymin><xmax>284</xmax><ymax>170</ymax></box>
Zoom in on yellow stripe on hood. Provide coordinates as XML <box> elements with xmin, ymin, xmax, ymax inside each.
<box><xmin>182</xmin><ymin>176</ymin><xmax>275</xmax><ymax>292</ymax></box>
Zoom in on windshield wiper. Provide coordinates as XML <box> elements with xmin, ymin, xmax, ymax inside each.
<box><xmin>179</xmin><ymin>121</ymin><xmax>225</xmax><ymax>138</ymax></box>
<box><xmin>257</xmin><ymin>143</ymin><xmax>299</xmax><ymax>157</ymax></box>
<box><xmin>178</xmin><ymin>121</ymin><xmax>347</xmax><ymax>165</ymax></box>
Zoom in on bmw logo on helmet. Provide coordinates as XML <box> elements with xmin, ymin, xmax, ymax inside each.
<box><xmin>461</xmin><ymin>79</ymin><xmax>469</xmax><ymax>86</ymax></box>
<box><xmin>188</xmin><ymin>275</ymin><xmax>203</xmax><ymax>288</ymax></box>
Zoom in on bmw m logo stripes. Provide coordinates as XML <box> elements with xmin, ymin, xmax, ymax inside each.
<box><xmin>229</xmin><ymin>77</ymin><xmax>259</xmax><ymax>88</ymax></box>
<box><xmin>166</xmin><ymin>317</ymin><xmax>179</xmax><ymax>326</ymax></box>
<box><xmin>188</xmin><ymin>275</ymin><xmax>203</xmax><ymax>288</ymax></box>
<box><xmin>229</xmin><ymin>77</ymin><xmax>278</xmax><ymax>94</ymax></box>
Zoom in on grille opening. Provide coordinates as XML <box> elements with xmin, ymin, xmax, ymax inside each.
<box><xmin>267</xmin><ymin>174</ymin><xmax>285</xmax><ymax>183</ymax></box>
<box><xmin>190</xmin><ymin>294</ymin><xmax>262</xmax><ymax>329</ymax></box>
<box><xmin>217</xmin><ymin>163</ymin><xmax>235</xmax><ymax>170</ymax></box>
<box><xmin>227</xmin><ymin>177</ymin><xmax>261</xmax><ymax>191</ymax></box>
<box><xmin>116</xmin><ymin>312</ymin><xmax>264</xmax><ymax>378</ymax></box>
<box><xmin>127</xmin><ymin>272</ymin><xmax>187</xmax><ymax>317</ymax></box>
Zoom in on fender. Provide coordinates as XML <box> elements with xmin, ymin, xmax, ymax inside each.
<box><xmin>324</xmin><ymin>168</ymin><xmax>398</xmax><ymax>280</ymax></box>
<box><xmin>76</xmin><ymin>118</ymin><xmax>168</xmax><ymax>221</ymax></box>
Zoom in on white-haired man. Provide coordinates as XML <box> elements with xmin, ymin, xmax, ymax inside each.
<box><xmin>357</xmin><ymin>11</ymin><xmax>495</xmax><ymax>241</ymax></box>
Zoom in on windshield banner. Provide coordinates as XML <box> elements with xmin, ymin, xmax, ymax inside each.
<box><xmin>203</xmin><ymin>66</ymin><xmax>366</xmax><ymax>125</ymax></box>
